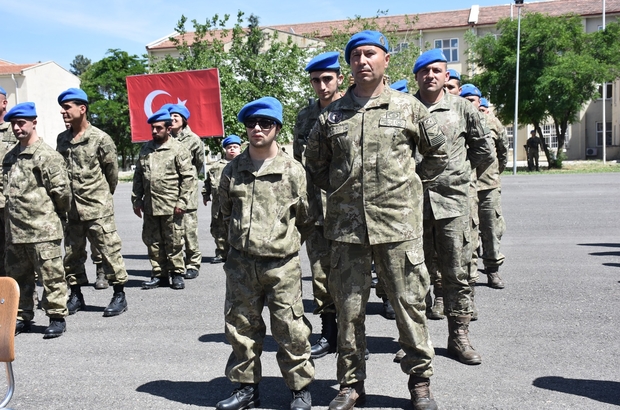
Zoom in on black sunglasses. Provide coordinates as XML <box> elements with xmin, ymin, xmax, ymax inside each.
<box><xmin>244</xmin><ymin>118</ymin><xmax>276</xmax><ymax>130</ymax></box>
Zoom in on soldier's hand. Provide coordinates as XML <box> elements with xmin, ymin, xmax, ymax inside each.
<box><xmin>133</xmin><ymin>206</ymin><xmax>143</xmax><ymax>219</ymax></box>
<box><xmin>174</xmin><ymin>207</ymin><xmax>185</xmax><ymax>215</ymax></box>
<box><xmin>203</xmin><ymin>197</ymin><xmax>209</xmax><ymax>206</ymax></box>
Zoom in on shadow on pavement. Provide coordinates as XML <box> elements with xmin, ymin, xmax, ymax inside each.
<box><xmin>136</xmin><ymin>376</ymin><xmax>341</xmax><ymax>408</ymax></box>
<box><xmin>532</xmin><ymin>376</ymin><xmax>620</xmax><ymax>406</ymax></box>
<box><xmin>603</xmin><ymin>262</ymin><xmax>620</xmax><ymax>268</ymax></box>
<box><xmin>122</xmin><ymin>254</ymin><xmax>150</xmax><ymax>260</ymax></box>
<box><xmin>578</xmin><ymin>243</ymin><xmax>620</xmax><ymax>248</ymax></box>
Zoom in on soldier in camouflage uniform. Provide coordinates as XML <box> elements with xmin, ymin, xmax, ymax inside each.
<box><xmin>294</xmin><ymin>51</ymin><xmax>344</xmax><ymax>360</ymax></box>
<box><xmin>412</xmin><ymin>50</ymin><xmax>495</xmax><ymax>366</ymax></box>
<box><xmin>0</xmin><ymin>86</ymin><xmax>17</xmax><ymax>278</ymax></box>
<box><xmin>216</xmin><ymin>97</ymin><xmax>314</xmax><ymax>410</ymax></box>
<box><xmin>56</xmin><ymin>88</ymin><xmax>129</xmax><ymax>317</ymax></box>
<box><xmin>132</xmin><ymin>109</ymin><xmax>195</xmax><ymax>291</ymax></box>
<box><xmin>168</xmin><ymin>104</ymin><xmax>204</xmax><ymax>279</ymax></box>
<box><xmin>202</xmin><ymin>135</ymin><xmax>241</xmax><ymax>263</ymax></box>
<box><xmin>461</xmin><ymin>85</ymin><xmax>509</xmax><ymax>290</ymax></box>
<box><xmin>305</xmin><ymin>31</ymin><xmax>448</xmax><ymax>410</ymax></box>
<box><xmin>3</xmin><ymin>102</ymin><xmax>71</xmax><ymax>338</ymax></box>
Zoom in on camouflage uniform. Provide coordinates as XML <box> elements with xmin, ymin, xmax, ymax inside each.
<box><xmin>293</xmin><ymin>100</ymin><xmax>334</xmax><ymax>315</ymax></box>
<box><xmin>2</xmin><ymin>139</ymin><xmax>71</xmax><ymax>321</ymax></box>
<box><xmin>202</xmin><ymin>158</ymin><xmax>229</xmax><ymax>260</ymax></box>
<box><xmin>0</xmin><ymin>121</ymin><xmax>16</xmax><ymax>277</ymax></box>
<box><xmin>132</xmin><ymin>138</ymin><xmax>195</xmax><ymax>278</ymax></box>
<box><xmin>305</xmin><ymin>86</ymin><xmax>449</xmax><ymax>385</ymax></box>
<box><xmin>172</xmin><ymin>125</ymin><xmax>204</xmax><ymax>271</ymax></box>
<box><xmin>219</xmin><ymin>147</ymin><xmax>315</xmax><ymax>391</ymax></box>
<box><xmin>414</xmin><ymin>91</ymin><xmax>495</xmax><ymax>316</ymax></box>
<box><xmin>57</xmin><ymin>124</ymin><xmax>128</xmax><ymax>287</ymax></box>
<box><xmin>477</xmin><ymin>113</ymin><xmax>509</xmax><ymax>271</ymax></box>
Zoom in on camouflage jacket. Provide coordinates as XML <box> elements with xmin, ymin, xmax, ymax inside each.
<box><xmin>202</xmin><ymin>158</ymin><xmax>229</xmax><ymax>219</ymax></box>
<box><xmin>172</xmin><ymin>125</ymin><xmax>204</xmax><ymax>210</ymax></box>
<box><xmin>131</xmin><ymin>137</ymin><xmax>195</xmax><ymax>216</ymax></box>
<box><xmin>478</xmin><ymin>113</ymin><xmax>509</xmax><ymax>191</ymax></box>
<box><xmin>294</xmin><ymin>100</ymin><xmax>327</xmax><ymax>225</ymax></box>
<box><xmin>305</xmin><ymin>85</ymin><xmax>449</xmax><ymax>245</ymax></box>
<box><xmin>219</xmin><ymin>147</ymin><xmax>315</xmax><ymax>258</ymax></box>
<box><xmin>57</xmin><ymin>124</ymin><xmax>118</xmax><ymax>221</ymax></box>
<box><xmin>3</xmin><ymin>139</ymin><xmax>71</xmax><ymax>244</ymax></box>
<box><xmin>0</xmin><ymin>122</ymin><xmax>16</xmax><ymax>208</ymax></box>
<box><xmin>414</xmin><ymin>91</ymin><xmax>496</xmax><ymax>220</ymax></box>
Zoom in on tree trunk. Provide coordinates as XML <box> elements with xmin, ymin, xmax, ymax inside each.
<box><xmin>534</xmin><ymin>123</ymin><xmax>553</xmax><ymax>170</ymax></box>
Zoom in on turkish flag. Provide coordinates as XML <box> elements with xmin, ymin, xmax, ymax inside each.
<box><xmin>126</xmin><ymin>68</ymin><xmax>224</xmax><ymax>142</ymax></box>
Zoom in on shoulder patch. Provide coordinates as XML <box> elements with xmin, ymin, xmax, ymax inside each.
<box><xmin>327</xmin><ymin>111</ymin><xmax>344</xmax><ymax>124</ymax></box>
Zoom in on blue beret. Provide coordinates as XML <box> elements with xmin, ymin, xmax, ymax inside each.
<box><xmin>169</xmin><ymin>104</ymin><xmax>190</xmax><ymax>120</ymax></box>
<box><xmin>4</xmin><ymin>102</ymin><xmax>37</xmax><ymax>121</ymax></box>
<box><xmin>413</xmin><ymin>49</ymin><xmax>447</xmax><ymax>74</ymax></box>
<box><xmin>147</xmin><ymin>108</ymin><xmax>172</xmax><ymax>124</ymax></box>
<box><xmin>159</xmin><ymin>103</ymin><xmax>175</xmax><ymax>113</ymax></box>
<box><xmin>345</xmin><ymin>30</ymin><xmax>389</xmax><ymax>65</ymax></box>
<box><xmin>58</xmin><ymin>88</ymin><xmax>88</xmax><ymax>105</ymax></box>
<box><xmin>460</xmin><ymin>84</ymin><xmax>482</xmax><ymax>98</ymax></box>
<box><xmin>390</xmin><ymin>79</ymin><xmax>409</xmax><ymax>93</ymax></box>
<box><xmin>0</xmin><ymin>86</ymin><xmax>6</xmax><ymax>96</ymax></box>
<box><xmin>480</xmin><ymin>98</ymin><xmax>489</xmax><ymax>108</ymax></box>
<box><xmin>237</xmin><ymin>97</ymin><xmax>283</xmax><ymax>125</ymax></box>
<box><xmin>222</xmin><ymin>135</ymin><xmax>242</xmax><ymax>147</ymax></box>
<box><xmin>447</xmin><ymin>69</ymin><xmax>461</xmax><ymax>82</ymax></box>
<box><xmin>306</xmin><ymin>51</ymin><xmax>340</xmax><ymax>72</ymax></box>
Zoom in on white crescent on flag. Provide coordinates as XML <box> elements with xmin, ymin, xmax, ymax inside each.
<box><xmin>143</xmin><ymin>90</ymin><xmax>171</xmax><ymax>117</ymax></box>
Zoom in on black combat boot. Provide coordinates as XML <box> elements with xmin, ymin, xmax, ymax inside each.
<box><xmin>447</xmin><ymin>315</ymin><xmax>482</xmax><ymax>365</ymax></box>
<box><xmin>408</xmin><ymin>376</ymin><xmax>438</xmax><ymax>410</ymax></box>
<box><xmin>382</xmin><ymin>296</ymin><xmax>396</xmax><ymax>320</ymax></box>
<box><xmin>43</xmin><ymin>318</ymin><xmax>66</xmax><ymax>339</ymax></box>
<box><xmin>486</xmin><ymin>266</ymin><xmax>505</xmax><ymax>289</ymax></box>
<box><xmin>15</xmin><ymin>319</ymin><xmax>31</xmax><ymax>335</ymax></box>
<box><xmin>171</xmin><ymin>274</ymin><xmax>185</xmax><ymax>290</ymax></box>
<box><xmin>141</xmin><ymin>276</ymin><xmax>169</xmax><ymax>290</ymax></box>
<box><xmin>290</xmin><ymin>387</ymin><xmax>311</xmax><ymax>410</ymax></box>
<box><xmin>311</xmin><ymin>312</ymin><xmax>337</xmax><ymax>359</ymax></box>
<box><xmin>216</xmin><ymin>384</ymin><xmax>259</xmax><ymax>410</ymax></box>
<box><xmin>103</xmin><ymin>285</ymin><xmax>127</xmax><ymax>317</ymax></box>
<box><xmin>184</xmin><ymin>268</ymin><xmax>199</xmax><ymax>279</ymax></box>
<box><xmin>67</xmin><ymin>286</ymin><xmax>85</xmax><ymax>315</ymax></box>
<box><xmin>94</xmin><ymin>263</ymin><xmax>109</xmax><ymax>290</ymax></box>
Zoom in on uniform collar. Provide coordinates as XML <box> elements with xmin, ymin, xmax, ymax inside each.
<box><xmin>237</xmin><ymin>145</ymin><xmax>288</xmax><ymax>175</ymax></box>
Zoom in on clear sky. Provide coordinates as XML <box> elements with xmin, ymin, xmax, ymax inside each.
<box><xmin>4</xmin><ymin>0</ymin><xmax>515</xmax><ymax>72</ymax></box>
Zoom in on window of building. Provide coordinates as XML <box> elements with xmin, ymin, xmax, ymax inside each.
<box><xmin>597</xmin><ymin>83</ymin><xmax>613</xmax><ymax>99</ymax></box>
<box><xmin>506</xmin><ymin>126</ymin><xmax>513</xmax><ymax>149</ymax></box>
<box><xmin>542</xmin><ymin>124</ymin><xmax>558</xmax><ymax>149</ymax></box>
<box><xmin>434</xmin><ymin>38</ymin><xmax>459</xmax><ymax>62</ymax></box>
<box><xmin>390</xmin><ymin>42</ymin><xmax>409</xmax><ymax>54</ymax></box>
<box><xmin>596</xmin><ymin>122</ymin><xmax>612</xmax><ymax>146</ymax></box>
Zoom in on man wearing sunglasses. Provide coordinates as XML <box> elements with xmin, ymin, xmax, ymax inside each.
<box><xmin>305</xmin><ymin>30</ymin><xmax>449</xmax><ymax>410</ymax></box>
<box><xmin>216</xmin><ymin>97</ymin><xmax>314</xmax><ymax>410</ymax></box>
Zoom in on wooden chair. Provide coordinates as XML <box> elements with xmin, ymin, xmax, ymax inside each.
<box><xmin>0</xmin><ymin>277</ymin><xmax>19</xmax><ymax>409</ymax></box>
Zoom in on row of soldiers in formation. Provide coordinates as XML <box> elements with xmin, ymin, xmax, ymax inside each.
<box><xmin>205</xmin><ymin>31</ymin><xmax>508</xmax><ymax>410</ymax></box>
<box><xmin>0</xmin><ymin>28</ymin><xmax>509</xmax><ymax>410</ymax></box>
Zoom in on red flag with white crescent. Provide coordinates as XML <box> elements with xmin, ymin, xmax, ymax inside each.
<box><xmin>126</xmin><ymin>68</ymin><xmax>224</xmax><ymax>142</ymax></box>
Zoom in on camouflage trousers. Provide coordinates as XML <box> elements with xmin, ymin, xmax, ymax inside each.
<box><xmin>478</xmin><ymin>188</ymin><xmax>506</xmax><ymax>269</ymax></box>
<box><xmin>0</xmin><ymin>209</ymin><xmax>5</xmax><ymax>277</ymax></box>
<box><xmin>64</xmin><ymin>215</ymin><xmax>128</xmax><ymax>287</ymax></box>
<box><xmin>469</xmin><ymin>191</ymin><xmax>480</xmax><ymax>284</ymax></box>
<box><xmin>6</xmin><ymin>240</ymin><xmax>68</xmax><ymax>321</ymax></box>
<box><xmin>331</xmin><ymin>239</ymin><xmax>434</xmax><ymax>385</ymax></box>
<box><xmin>210</xmin><ymin>214</ymin><xmax>228</xmax><ymax>259</ymax></box>
<box><xmin>142</xmin><ymin>213</ymin><xmax>185</xmax><ymax>277</ymax></box>
<box><xmin>423</xmin><ymin>214</ymin><xmax>473</xmax><ymax>316</ymax></box>
<box><xmin>182</xmin><ymin>209</ymin><xmax>202</xmax><ymax>271</ymax></box>
<box><xmin>223</xmin><ymin>247</ymin><xmax>314</xmax><ymax>391</ymax></box>
<box><xmin>306</xmin><ymin>225</ymin><xmax>335</xmax><ymax>315</ymax></box>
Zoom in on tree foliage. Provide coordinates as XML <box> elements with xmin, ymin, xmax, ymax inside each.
<box><xmin>150</xmin><ymin>12</ymin><xmax>310</xmax><ymax>154</ymax></box>
<box><xmin>80</xmin><ymin>49</ymin><xmax>147</xmax><ymax>169</ymax></box>
<box><xmin>469</xmin><ymin>13</ymin><xmax>620</xmax><ymax>168</ymax></box>
<box><xmin>70</xmin><ymin>54</ymin><xmax>92</xmax><ymax>77</ymax></box>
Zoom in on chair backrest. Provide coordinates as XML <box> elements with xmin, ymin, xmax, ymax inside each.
<box><xmin>0</xmin><ymin>277</ymin><xmax>19</xmax><ymax>363</ymax></box>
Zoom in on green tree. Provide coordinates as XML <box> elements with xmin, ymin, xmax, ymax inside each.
<box><xmin>151</xmin><ymin>12</ymin><xmax>310</xmax><ymax>155</ymax></box>
<box><xmin>80</xmin><ymin>49</ymin><xmax>147</xmax><ymax>169</ymax></box>
<box><xmin>469</xmin><ymin>14</ymin><xmax>620</xmax><ymax>168</ymax></box>
<box><xmin>70</xmin><ymin>54</ymin><xmax>92</xmax><ymax>77</ymax></box>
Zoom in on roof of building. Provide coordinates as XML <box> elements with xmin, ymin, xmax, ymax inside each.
<box><xmin>147</xmin><ymin>0</ymin><xmax>620</xmax><ymax>51</ymax></box>
<box><xmin>0</xmin><ymin>62</ymin><xmax>38</xmax><ymax>75</ymax></box>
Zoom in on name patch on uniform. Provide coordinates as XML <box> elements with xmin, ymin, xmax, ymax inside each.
<box><xmin>327</xmin><ymin>111</ymin><xmax>344</xmax><ymax>124</ymax></box>
<box><xmin>379</xmin><ymin>111</ymin><xmax>406</xmax><ymax>128</ymax></box>
<box><xmin>327</xmin><ymin>124</ymin><xmax>348</xmax><ymax>137</ymax></box>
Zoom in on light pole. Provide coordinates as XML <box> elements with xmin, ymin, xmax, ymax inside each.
<box><xmin>513</xmin><ymin>0</ymin><xmax>524</xmax><ymax>175</ymax></box>
<box><xmin>602</xmin><ymin>0</ymin><xmax>606</xmax><ymax>164</ymax></box>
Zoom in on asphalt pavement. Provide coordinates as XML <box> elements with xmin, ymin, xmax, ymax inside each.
<box><xmin>8</xmin><ymin>172</ymin><xmax>620</xmax><ymax>409</ymax></box>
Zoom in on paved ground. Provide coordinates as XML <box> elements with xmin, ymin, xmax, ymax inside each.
<box><xmin>7</xmin><ymin>172</ymin><xmax>620</xmax><ymax>409</ymax></box>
